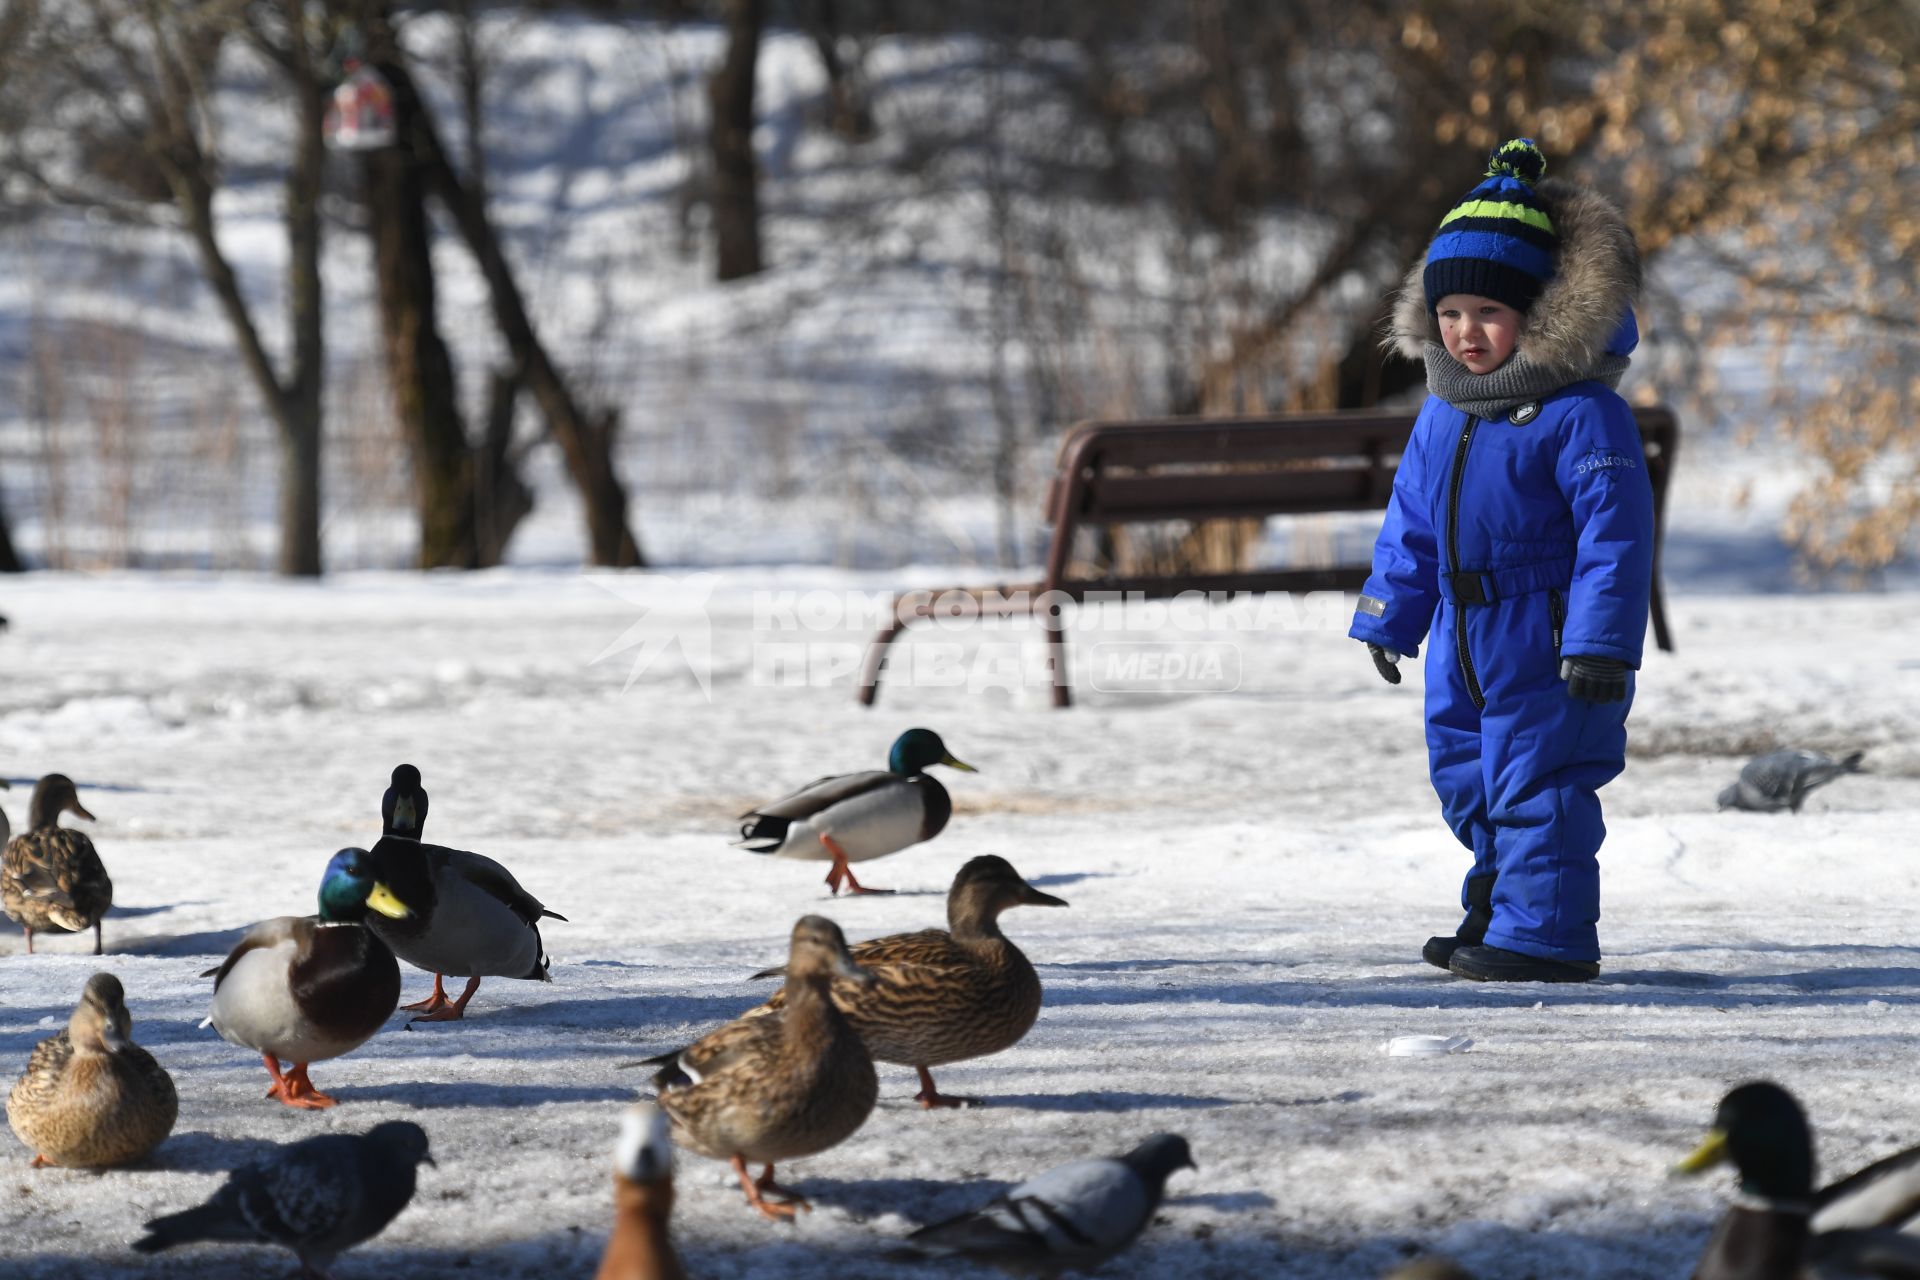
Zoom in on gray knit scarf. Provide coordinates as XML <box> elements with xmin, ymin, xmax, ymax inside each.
<box><xmin>1422</xmin><ymin>341</ymin><xmax>1631</xmax><ymax>420</ymax></box>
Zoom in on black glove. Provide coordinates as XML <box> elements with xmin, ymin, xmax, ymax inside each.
<box><xmin>1560</xmin><ymin>655</ymin><xmax>1628</xmax><ymax>703</ymax></box>
<box><xmin>1367</xmin><ymin>643</ymin><xmax>1404</xmax><ymax>686</ymax></box>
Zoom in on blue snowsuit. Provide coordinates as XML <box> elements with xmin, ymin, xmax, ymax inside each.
<box><xmin>1348</xmin><ymin>362</ymin><xmax>1655</xmax><ymax>964</ymax></box>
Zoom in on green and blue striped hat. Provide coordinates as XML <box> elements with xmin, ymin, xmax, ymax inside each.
<box><xmin>1423</xmin><ymin>138</ymin><xmax>1558</xmax><ymax>315</ymax></box>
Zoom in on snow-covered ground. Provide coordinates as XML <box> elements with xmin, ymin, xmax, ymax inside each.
<box><xmin>2</xmin><ymin>572</ymin><xmax>1917</xmax><ymax>1278</ymax></box>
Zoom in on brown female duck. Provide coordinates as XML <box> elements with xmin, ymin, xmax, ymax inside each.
<box><xmin>8</xmin><ymin>973</ymin><xmax>177</xmax><ymax>1168</ymax></box>
<box><xmin>2</xmin><ymin>774</ymin><xmax>109</xmax><ymax>954</ymax></box>
<box><xmin>647</xmin><ymin>915</ymin><xmax>877</xmax><ymax>1220</ymax></box>
<box><xmin>749</xmin><ymin>854</ymin><xmax>1065</xmax><ymax>1108</ymax></box>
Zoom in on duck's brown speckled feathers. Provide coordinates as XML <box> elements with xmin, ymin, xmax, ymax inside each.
<box><xmin>749</xmin><ymin>856</ymin><xmax>1065</xmax><ymax>1101</ymax></box>
<box><xmin>7</xmin><ymin>973</ymin><xmax>176</xmax><ymax>1168</ymax></box>
<box><xmin>650</xmin><ymin>916</ymin><xmax>877</xmax><ymax>1217</ymax></box>
<box><xmin>2</xmin><ymin>775</ymin><xmax>108</xmax><ymax>952</ymax></box>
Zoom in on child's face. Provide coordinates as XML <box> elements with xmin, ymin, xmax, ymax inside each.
<box><xmin>1436</xmin><ymin>294</ymin><xmax>1522</xmax><ymax>374</ymax></box>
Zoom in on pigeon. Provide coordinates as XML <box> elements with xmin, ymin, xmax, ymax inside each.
<box><xmin>596</xmin><ymin>1102</ymin><xmax>686</xmax><ymax>1280</ymax></box>
<box><xmin>1718</xmin><ymin>749</ymin><xmax>1865</xmax><ymax>813</ymax></box>
<box><xmin>905</xmin><ymin>1133</ymin><xmax>1194</xmax><ymax>1275</ymax></box>
<box><xmin>132</xmin><ymin>1120</ymin><xmax>433</xmax><ymax>1278</ymax></box>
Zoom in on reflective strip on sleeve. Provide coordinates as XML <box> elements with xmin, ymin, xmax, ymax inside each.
<box><xmin>1357</xmin><ymin>594</ymin><xmax>1387</xmax><ymax>617</ymax></box>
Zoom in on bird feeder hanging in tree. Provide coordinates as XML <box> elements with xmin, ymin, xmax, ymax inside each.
<box><xmin>323</xmin><ymin>61</ymin><xmax>396</xmax><ymax>151</ymax></box>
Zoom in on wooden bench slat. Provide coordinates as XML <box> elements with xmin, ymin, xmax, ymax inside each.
<box><xmin>1079</xmin><ymin>472</ymin><xmax>1392</xmax><ymax>521</ymax></box>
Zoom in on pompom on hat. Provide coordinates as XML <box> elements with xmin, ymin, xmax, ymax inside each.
<box><xmin>1422</xmin><ymin>138</ymin><xmax>1559</xmax><ymax>316</ymax></box>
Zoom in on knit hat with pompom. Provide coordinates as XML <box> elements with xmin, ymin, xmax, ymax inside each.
<box><xmin>1422</xmin><ymin>138</ymin><xmax>1559</xmax><ymax>315</ymax></box>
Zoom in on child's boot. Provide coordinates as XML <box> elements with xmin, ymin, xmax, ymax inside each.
<box><xmin>1448</xmin><ymin>944</ymin><xmax>1598</xmax><ymax>983</ymax></box>
<box><xmin>1421</xmin><ymin>874</ymin><xmax>1494</xmax><ymax>971</ymax></box>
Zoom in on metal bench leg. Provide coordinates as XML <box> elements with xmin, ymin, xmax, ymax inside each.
<box><xmin>1046</xmin><ymin>624</ymin><xmax>1071</xmax><ymax>708</ymax></box>
<box><xmin>858</xmin><ymin>620</ymin><xmax>906</xmax><ymax>706</ymax></box>
<box><xmin>1650</xmin><ymin>576</ymin><xmax>1674</xmax><ymax>654</ymax></box>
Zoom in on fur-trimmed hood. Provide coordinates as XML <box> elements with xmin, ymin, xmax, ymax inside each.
<box><xmin>1389</xmin><ymin>178</ymin><xmax>1642</xmax><ymax>376</ymax></box>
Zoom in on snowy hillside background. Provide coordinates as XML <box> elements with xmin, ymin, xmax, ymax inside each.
<box><xmin>0</xmin><ymin>10</ymin><xmax>1898</xmax><ymax>587</ymax></box>
<box><xmin>3</xmin><ymin>9</ymin><xmax>1920</xmax><ymax>1280</ymax></box>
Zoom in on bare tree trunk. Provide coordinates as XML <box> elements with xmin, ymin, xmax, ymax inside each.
<box><xmin>376</xmin><ymin>56</ymin><xmax>642</xmax><ymax>567</ymax></box>
<box><xmin>984</xmin><ymin>56</ymin><xmax>1020</xmax><ymax>569</ymax></box>
<box><xmin>0</xmin><ymin>492</ymin><xmax>21</xmax><ymax>572</ymax></box>
<box><xmin>709</xmin><ymin>0</ymin><xmax>765</xmax><ymax>281</ymax></box>
<box><xmin>451</xmin><ymin>0</ymin><xmax>487</xmax><ymax>200</ymax></box>
<box><xmin>474</xmin><ymin>365</ymin><xmax>531</xmax><ymax>566</ymax></box>
<box><xmin>172</xmin><ymin>144</ymin><xmax>330</xmax><ymax>575</ymax></box>
<box><xmin>133</xmin><ymin>1</ymin><xmax>328</xmax><ymax>575</ymax></box>
<box><xmin>356</xmin><ymin>4</ymin><xmax>535</xmax><ymax>569</ymax></box>
<box><xmin>805</xmin><ymin>0</ymin><xmax>873</xmax><ymax>140</ymax></box>
<box><xmin>277</xmin><ymin>17</ymin><xmax>325</xmax><ymax>577</ymax></box>
<box><xmin>363</xmin><ymin>136</ymin><xmax>480</xmax><ymax>568</ymax></box>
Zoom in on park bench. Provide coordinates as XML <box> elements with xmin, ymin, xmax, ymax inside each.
<box><xmin>857</xmin><ymin>406</ymin><xmax>1678</xmax><ymax>707</ymax></box>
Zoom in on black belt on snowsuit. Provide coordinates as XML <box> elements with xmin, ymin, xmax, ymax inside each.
<box><xmin>1438</xmin><ymin>558</ymin><xmax>1574</xmax><ymax>605</ymax></box>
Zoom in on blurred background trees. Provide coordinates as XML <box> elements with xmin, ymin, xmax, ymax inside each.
<box><xmin>0</xmin><ymin>0</ymin><xmax>1910</xmax><ymax>579</ymax></box>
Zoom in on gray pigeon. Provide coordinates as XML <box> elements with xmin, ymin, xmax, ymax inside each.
<box><xmin>133</xmin><ymin>1120</ymin><xmax>432</xmax><ymax>1278</ymax></box>
<box><xmin>1718</xmin><ymin>749</ymin><xmax>1865</xmax><ymax>813</ymax></box>
<box><xmin>906</xmin><ymin>1133</ymin><xmax>1194</xmax><ymax>1275</ymax></box>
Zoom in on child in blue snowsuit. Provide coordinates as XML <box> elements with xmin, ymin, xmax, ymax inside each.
<box><xmin>1348</xmin><ymin>139</ymin><xmax>1654</xmax><ymax>983</ymax></box>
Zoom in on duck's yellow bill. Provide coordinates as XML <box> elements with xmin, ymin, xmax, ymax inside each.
<box><xmin>942</xmin><ymin>753</ymin><xmax>978</xmax><ymax>772</ymax></box>
<box><xmin>365</xmin><ymin>882</ymin><xmax>413</xmax><ymax>920</ymax></box>
<box><xmin>1673</xmin><ymin>1129</ymin><xmax>1729</xmax><ymax>1175</ymax></box>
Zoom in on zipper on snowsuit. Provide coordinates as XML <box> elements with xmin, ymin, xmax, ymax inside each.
<box><xmin>1446</xmin><ymin>415</ymin><xmax>1486</xmax><ymax>710</ymax></box>
<box><xmin>1548</xmin><ymin>587</ymin><xmax>1565</xmax><ymax>656</ymax></box>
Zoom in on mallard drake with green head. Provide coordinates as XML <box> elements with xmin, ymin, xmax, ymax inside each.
<box><xmin>8</xmin><ymin>972</ymin><xmax>176</xmax><ymax>1168</ymax></box>
<box><xmin>205</xmin><ymin>848</ymin><xmax>412</xmax><ymax>1109</ymax></box>
<box><xmin>735</xmin><ymin>728</ymin><xmax>977</xmax><ymax>895</ymax></box>
<box><xmin>364</xmin><ymin>765</ymin><xmax>564</xmax><ymax>1023</ymax></box>
<box><xmin>2</xmin><ymin>774</ymin><xmax>109</xmax><ymax>954</ymax></box>
<box><xmin>1676</xmin><ymin>1080</ymin><xmax>1920</xmax><ymax>1278</ymax></box>
<box><xmin>646</xmin><ymin>915</ymin><xmax>878</xmax><ymax>1220</ymax></box>
<box><xmin>748</xmin><ymin>854</ymin><xmax>1064</xmax><ymax>1108</ymax></box>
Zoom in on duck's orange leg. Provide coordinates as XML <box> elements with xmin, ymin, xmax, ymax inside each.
<box><xmin>29</xmin><ymin>1154</ymin><xmax>50</xmax><ymax>1168</ymax></box>
<box><xmin>731</xmin><ymin>1155</ymin><xmax>809</xmax><ymax>1220</ymax></box>
<box><xmin>406</xmin><ymin>976</ymin><xmax>482</xmax><ymax>1024</ymax></box>
<box><xmin>262</xmin><ymin>1055</ymin><xmax>337</xmax><ymax>1109</ymax></box>
<box><xmin>914</xmin><ymin>1065</ymin><xmax>974</xmax><ymax>1109</ymax></box>
<box><xmin>401</xmin><ymin>973</ymin><xmax>453</xmax><ymax>1014</ymax></box>
<box><xmin>819</xmin><ymin>834</ymin><xmax>892</xmax><ymax>896</ymax></box>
